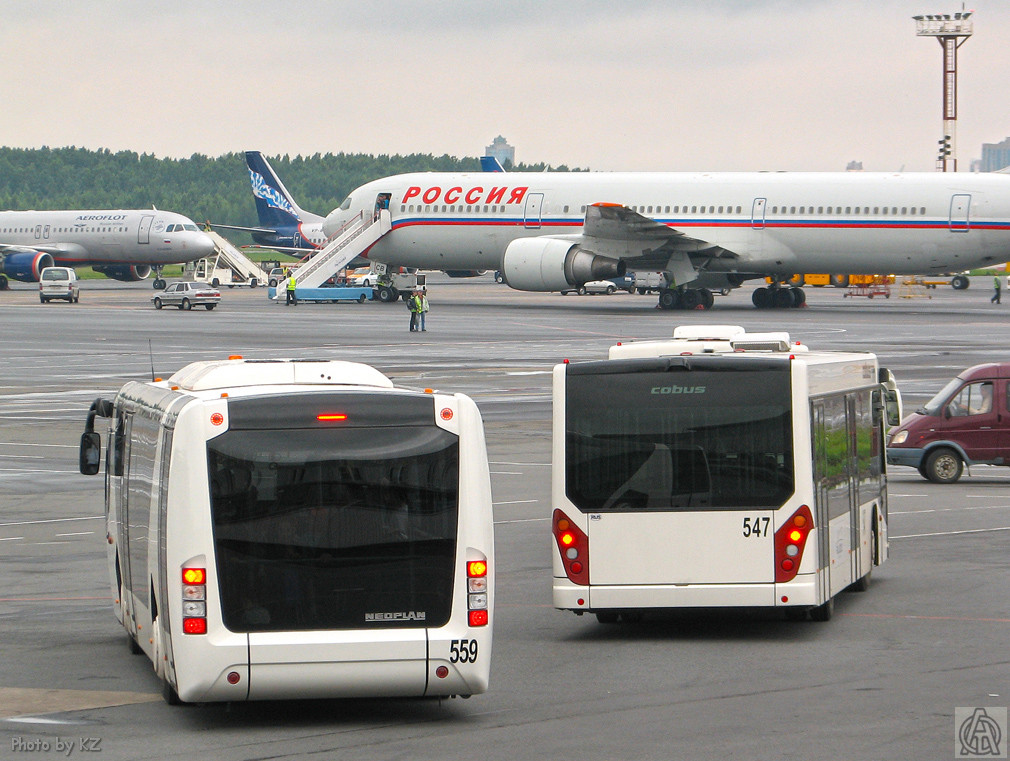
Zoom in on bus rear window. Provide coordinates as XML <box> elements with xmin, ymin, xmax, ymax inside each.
<box><xmin>207</xmin><ymin>425</ymin><xmax>459</xmax><ymax>632</ymax></box>
<box><xmin>565</xmin><ymin>364</ymin><xmax>793</xmax><ymax>511</ymax></box>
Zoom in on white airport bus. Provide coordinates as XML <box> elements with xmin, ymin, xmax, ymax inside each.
<box><xmin>551</xmin><ymin>326</ymin><xmax>900</xmax><ymax>623</ymax></box>
<box><xmin>80</xmin><ymin>358</ymin><xmax>493</xmax><ymax>703</ymax></box>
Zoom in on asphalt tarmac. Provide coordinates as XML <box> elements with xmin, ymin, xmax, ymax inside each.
<box><xmin>0</xmin><ymin>275</ymin><xmax>1007</xmax><ymax>760</ymax></box>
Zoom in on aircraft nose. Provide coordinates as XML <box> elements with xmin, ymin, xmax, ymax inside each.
<box><xmin>322</xmin><ymin>210</ymin><xmax>347</xmax><ymax>238</ymax></box>
<box><xmin>194</xmin><ymin>232</ymin><xmax>216</xmax><ymax>256</ymax></box>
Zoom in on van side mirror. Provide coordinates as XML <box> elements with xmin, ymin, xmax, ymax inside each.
<box><xmin>79</xmin><ymin>431</ymin><xmax>101</xmax><ymax>475</ymax></box>
<box><xmin>884</xmin><ymin>390</ymin><xmax>901</xmax><ymax>428</ymax></box>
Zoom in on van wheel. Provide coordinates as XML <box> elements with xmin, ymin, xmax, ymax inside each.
<box><xmin>162</xmin><ymin>678</ymin><xmax>183</xmax><ymax>706</ymax></box>
<box><xmin>924</xmin><ymin>447</ymin><xmax>963</xmax><ymax>483</ymax></box>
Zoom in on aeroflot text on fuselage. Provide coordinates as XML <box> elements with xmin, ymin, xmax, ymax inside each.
<box><xmin>75</xmin><ymin>214</ymin><xmax>128</xmax><ymax>222</ymax></box>
<box><xmin>402</xmin><ymin>186</ymin><xmax>529</xmax><ymax>206</ymax></box>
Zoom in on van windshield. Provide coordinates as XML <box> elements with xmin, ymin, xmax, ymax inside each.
<box><xmin>921</xmin><ymin>377</ymin><xmax>964</xmax><ymax>415</ymax></box>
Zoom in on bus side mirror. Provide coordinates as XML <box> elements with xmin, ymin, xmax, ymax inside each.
<box><xmin>884</xmin><ymin>390</ymin><xmax>901</xmax><ymax>428</ymax></box>
<box><xmin>79</xmin><ymin>431</ymin><xmax>101</xmax><ymax>475</ymax></box>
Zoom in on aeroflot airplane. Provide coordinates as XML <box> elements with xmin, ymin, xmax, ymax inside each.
<box><xmin>321</xmin><ymin>170</ymin><xmax>1010</xmax><ymax>309</ymax></box>
<box><xmin>0</xmin><ymin>209</ymin><xmax>215</xmax><ymax>290</ymax></box>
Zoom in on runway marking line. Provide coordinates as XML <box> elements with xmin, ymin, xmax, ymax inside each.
<box><xmin>843</xmin><ymin>612</ymin><xmax>1010</xmax><ymax>624</ymax></box>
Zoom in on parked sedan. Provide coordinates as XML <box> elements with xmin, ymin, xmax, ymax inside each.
<box><xmin>152</xmin><ymin>281</ymin><xmax>221</xmax><ymax>311</ymax></box>
<box><xmin>560</xmin><ymin>280</ymin><xmax>622</xmax><ymax>296</ymax></box>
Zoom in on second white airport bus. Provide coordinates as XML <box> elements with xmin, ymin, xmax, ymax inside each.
<box><xmin>551</xmin><ymin>326</ymin><xmax>900</xmax><ymax>623</ymax></box>
<box><xmin>80</xmin><ymin>358</ymin><xmax>493</xmax><ymax>703</ymax></box>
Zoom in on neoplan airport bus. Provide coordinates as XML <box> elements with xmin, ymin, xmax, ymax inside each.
<box><xmin>551</xmin><ymin>325</ymin><xmax>901</xmax><ymax>623</ymax></box>
<box><xmin>79</xmin><ymin>358</ymin><xmax>494</xmax><ymax>703</ymax></box>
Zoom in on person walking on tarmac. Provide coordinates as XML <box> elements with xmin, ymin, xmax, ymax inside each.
<box><xmin>417</xmin><ymin>289</ymin><xmax>429</xmax><ymax>331</ymax></box>
<box><xmin>285</xmin><ymin>272</ymin><xmax>298</xmax><ymax>306</ymax></box>
<box><xmin>408</xmin><ymin>289</ymin><xmax>420</xmax><ymax>331</ymax></box>
<box><xmin>992</xmin><ymin>274</ymin><xmax>1002</xmax><ymax>305</ymax></box>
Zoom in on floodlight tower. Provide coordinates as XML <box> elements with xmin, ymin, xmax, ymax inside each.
<box><xmin>913</xmin><ymin>10</ymin><xmax>973</xmax><ymax>171</ymax></box>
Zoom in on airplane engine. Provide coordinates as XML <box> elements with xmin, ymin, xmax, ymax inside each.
<box><xmin>2</xmin><ymin>251</ymin><xmax>54</xmax><ymax>282</ymax></box>
<box><xmin>502</xmin><ymin>238</ymin><xmax>625</xmax><ymax>292</ymax></box>
<box><xmin>92</xmin><ymin>264</ymin><xmax>152</xmax><ymax>282</ymax></box>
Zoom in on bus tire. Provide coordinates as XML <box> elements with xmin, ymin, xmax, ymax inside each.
<box><xmin>924</xmin><ymin>447</ymin><xmax>963</xmax><ymax>483</ymax></box>
<box><xmin>809</xmin><ymin>597</ymin><xmax>834</xmax><ymax>622</ymax></box>
<box><xmin>127</xmin><ymin>632</ymin><xmax>143</xmax><ymax>655</ymax></box>
<box><xmin>162</xmin><ymin>678</ymin><xmax>183</xmax><ymax>706</ymax></box>
<box><xmin>850</xmin><ymin>569</ymin><xmax>872</xmax><ymax>592</ymax></box>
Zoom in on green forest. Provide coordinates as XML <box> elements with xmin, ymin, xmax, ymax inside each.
<box><xmin>0</xmin><ymin>147</ymin><xmax>579</xmax><ymax>244</ymax></box>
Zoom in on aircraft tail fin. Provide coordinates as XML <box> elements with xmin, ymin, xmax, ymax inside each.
<box><xmin>245</xmin><ymin>151</ymin><xmax>323</xmax><ymax>229</ymax></box>
<box><xmin>480</xmin><ymin>156</ymin><xmax>506</xmax><ymax>172</ymax></box>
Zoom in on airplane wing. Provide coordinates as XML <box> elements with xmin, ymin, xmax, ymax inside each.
<box><xmin>205</xmin><ymin>222</ymin><xmax>278</xmax><ymax>235</ymax></box>
<box><xmin>574</xmin><ymin>203</ymin><xmax>738</xmax><ymax>277</ymax></box>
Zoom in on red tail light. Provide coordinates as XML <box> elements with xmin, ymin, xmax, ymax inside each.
<box><xmin>774</xmin><ymin>505</ymin><xmax>813</xmax><ymax>583</ymax></box>
<box><xmin>466</xmin><ymin>555</ymin><xmax>488</xmax><ymax>626</ymax></box>
<box><xmin>553</xmin><ymin>509</ymin><xmax>589</xmax><ymax>585</ymax></box>
<box><xmin>181</xmin><ymin>566</ymin><xmax>207</xmax><ymax>635</ymax></box>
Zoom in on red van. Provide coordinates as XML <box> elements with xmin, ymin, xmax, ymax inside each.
<box><xmin>886</xmin><ymin>363</ymin><xmax>1010</xmax><ymax>483</ymax></box>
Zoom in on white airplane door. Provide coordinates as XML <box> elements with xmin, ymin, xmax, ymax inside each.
<box><xmin>751</xmin><ymin>198</ymin><xmax>767</xmax><ymax>229</ymax></box>
<box><xmin>524</xmin><ymin>193</ymin><xmax>544</xmax><ymax>229</ymax></box>
<box><xmin>949</xmin><ymin>194</ymin><xmax>971</xmax><ymax>232</ymax></box>
<box><xmin>138</xmin><ymin>215</ymin><xmax>154</xmax><ymax>244</ymax></box>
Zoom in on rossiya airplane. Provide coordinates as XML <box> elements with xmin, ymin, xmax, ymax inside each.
<box><xmin>319</xmin><ymin>170</ymin><xmax>1010</xmax><ymax>309</ymax></box>
<box><xmin>0</xmin><ymin>209</ymin><xmax>215</xmax><ymax>290</ymax></box>
<box><xmin>211</xmin><ymin>151</ymin><xmax>328</xmax><ymax>254</ymax></box>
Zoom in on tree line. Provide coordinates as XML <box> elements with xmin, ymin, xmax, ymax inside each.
<box><xmin>0</xmin><ymin>147</ymin><xmax>580</xmax><ymax>244</ymax></box>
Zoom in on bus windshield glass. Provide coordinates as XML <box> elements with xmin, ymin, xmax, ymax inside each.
<box><xmin>207</xmin><ymin>425</ymin><xmax>459</xmax><ymax>632</ymax></box>
<box><xmin>565</xmin><ymin>363</ymin><xmax>793</xmax><ymax>511</ymax></box>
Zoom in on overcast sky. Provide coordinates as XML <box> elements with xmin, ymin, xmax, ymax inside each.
<box><xmin>2</xmin><ymin>0</ymin><xmax>1008</xmax><ymax>172</ymax></box>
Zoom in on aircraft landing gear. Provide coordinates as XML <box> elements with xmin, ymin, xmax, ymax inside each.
<box><xmin>752</xmin><ymin>285</ymin><xmax>805</xmax><ymax>309</ymax></box>
<box><xmin>152</xmin><ymin>266</ymin><xmax>167</xmax><ymax>290</ymax></box>
<box><xmin>656</xmin><ymin>288</ymin><xmax>714</xmax><ymax>311</ymax></box>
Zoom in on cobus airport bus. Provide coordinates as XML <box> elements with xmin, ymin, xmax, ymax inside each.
<box><xmin>551</xmin><ymin>325</ymin><xmax>900</xmax><ymax>623</ymax></box>
<box><xmin>80</xmin><ymin>358</ymin><xmax>493</xmax><ymax>704</ymax></box>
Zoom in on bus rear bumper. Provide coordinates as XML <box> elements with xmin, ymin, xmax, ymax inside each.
<box><xmin>554</xmin><ymin>576</ymin><xmax>819</xmax><ymax>611</ymax></box>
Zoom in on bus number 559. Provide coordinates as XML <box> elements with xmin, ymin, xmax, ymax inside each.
<box><xmin>449</xmin><ymin>639</ymin><xmax>478</xmax><ymax>663</ymax></box>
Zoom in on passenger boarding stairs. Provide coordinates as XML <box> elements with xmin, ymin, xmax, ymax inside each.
<box><xmin>203</xmin><ymin>230</ymin><xmax>271</xmax><ymax>286</ymax></box>
<box><xmin>291</xmin><ymin>210</ymin><xmax>391</xmax><ymax>290</ymax></box>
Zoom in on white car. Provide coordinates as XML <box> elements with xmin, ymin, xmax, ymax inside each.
<box><xmin>152</xmin><ymin>281</ymin><xmax>221</xmax><ymax>311</ymax></box>
<box><xmin>560</xmin><ymin>280</ymin><xmax>620</xmax><ymax>296</ymax></box>
<box><xmin>39</xmin><ymin>267</ymin><xmax>80</xmax><ymax>303</ymax></box>
<box><xmin>346</xmin><ymin>268</ymin><xmax>376</xmax><ymax>287</ymax></box>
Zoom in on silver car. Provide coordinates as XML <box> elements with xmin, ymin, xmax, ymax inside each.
<box><xmin>152</xmin><ymin>281</ymin><xmax>221</xmax><ymax>311</ymax></box>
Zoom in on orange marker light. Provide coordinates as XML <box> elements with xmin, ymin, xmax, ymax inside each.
<box><xmin>560</xmin><ymin>532</ymin><xmax>575</xmax><ymax>547</ymax></box>
<box><xmin>316</xmin><ymin>413</ymin><xmax>347</xmax><ymax>422</ymax></box>
<box><xmin>182</xmin><ymin>568</ymin><xmax>206</xmax><ymax>585</ymax></box>
<box><xmin>793</xmin><ymin>514</ymin><xmax>807</xmax><ymax>528</ymax></box>
<box><xmin>789</xmin><ymin>529</ymin><xmax>803</xmax><ymax>542</ymax></box>
<box><xmin>467</xmin><ymin>560</ymin><xmax>487</xmax><ymax>577</ymax></box>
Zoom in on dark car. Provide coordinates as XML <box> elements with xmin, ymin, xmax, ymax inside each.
<box><xmin>152</xmin><ymin>282</ymin><xmax>221</xmax><ymax>311</ymax></box>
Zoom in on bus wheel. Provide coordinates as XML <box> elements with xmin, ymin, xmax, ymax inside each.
<box><xmin>127</xmin><ymin>632</ymin><xmax>143</xmax><ymax>655</ymax></box>
<box><xmin>851</xmin><ymin>569</ymin><xmax>872</xmax><ymax>592</ymax></box>
<box><xmin>162</xmin><ymin>678</ymin><xmax>183</xmax><ymax>706</ymax></box>
<box><xmin>596</xmin><ymin>611</ymin><xmax>619</xmax><ymax>624</ymax></box>
<box><xmin>924</xmin><ymin>447</ymin><xmax>963</xmax><ymax>483</ymax></box>
<box><xmin>809</xmin><ymin>597</ymin><xmax>834</xmax><ymax>622</ymax></box>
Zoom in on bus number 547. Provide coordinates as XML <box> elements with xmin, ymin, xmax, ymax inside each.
<box><xmin>742</xmin><ymin>517</ymin><xmax>770</xmax><ymax>538</ymax></box>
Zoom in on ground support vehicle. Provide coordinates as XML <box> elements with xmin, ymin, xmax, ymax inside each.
<box><xmin>551</xmin><ymin>324</ymin><xmax>900</xmax><ymax>623</ymax></box>
<box><xmin>39</xmin><ymin>266</ymin><xmax>80</xmax><ymax>303</ymax></box>
<box><xmin>887</xmin><ymin>362</ymin><xmax>1010</xmax><ymax>483</ymax></box>
<box><xmin>843</xmin><ymin>275</ymin><xmax>893</xmax><ymax>299</ymax></box>
<box><xmin>78</xmin><ymin>358</ymin><xmax>494</xmax><ymax>704</ymax></box>
<box><xmin>267</xmin><ymin>285</ymin><xmax>374</xmax><ymax>303</ymax></box>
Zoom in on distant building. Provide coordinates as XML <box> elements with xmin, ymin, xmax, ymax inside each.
<box><xmin>979</xmin><ymin>137</ymin><xmax>1010</xmax><ymax>172</ymax></box>
<box><xmin>485</xmin><ymin>135</ymin><xmax>515</xmax><ymax>167</ymax></box>
<box><xmin>846</xmin><ymin>161</ymin><xmax>864</xmax><ymax>171</ymax></box>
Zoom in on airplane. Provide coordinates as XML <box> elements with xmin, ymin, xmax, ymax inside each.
<box><xmin>0</xmin><ymin>209</ymin><xmax>215</xmax><ymax>290</ymax></box>
<box><xmin>210</xmin><ymin>151</ymin><xmax>328</xmax><ymax>254</ymax></box>
<box><xmin>319</xmin><ymin>170</ymin><xmax>1010</xmax><ymax>309</ymax></box>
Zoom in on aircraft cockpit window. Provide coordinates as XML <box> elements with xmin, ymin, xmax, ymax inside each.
<box><xmin>184</xmin><ymin>224</ymin><xmax>199</xmax><ymax>231</ymax></box>
<box><xmin>339</xmin><ymin>196</ymin><xmax>352</xmax><ymax>211</ymax></box>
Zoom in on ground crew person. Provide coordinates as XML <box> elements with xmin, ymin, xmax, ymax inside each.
<box><xmin>417</xmin><ymin>289</ymin><xmax>429</xmax><ymax>331</ymax></box>
<box><xmin>408</xmin><ymin>289</ymin><xmax>420</xmax><ymax>331</ymax></box>
<box><xmin>285</xmin><ymin>273</ymin><xmax>297</xmax><ymax>306</ymax></box>
<box><xmin>992</xmin><ymin>275</ymin><xmax>1002</xmax><ymax>305</ymax></box>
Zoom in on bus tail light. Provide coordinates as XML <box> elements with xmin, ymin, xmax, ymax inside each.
<box><xmin>774</xmin><ymin>505</ymin><xmax>813</xmax><ymax>583</ymax></box>
<box><xmin>466</xmin><ymin>556</ymin><xmax>489</xmax><ymax>627</ymax></box>
<box><xmin>553</xmin><ymin>509</ymin><xmax>589</xmax><ymax>585</ymax></box>
<box><xmin>181</xmin><ymin>566</ymin><xmax>207</xmax><ymax>635</ymax></box>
